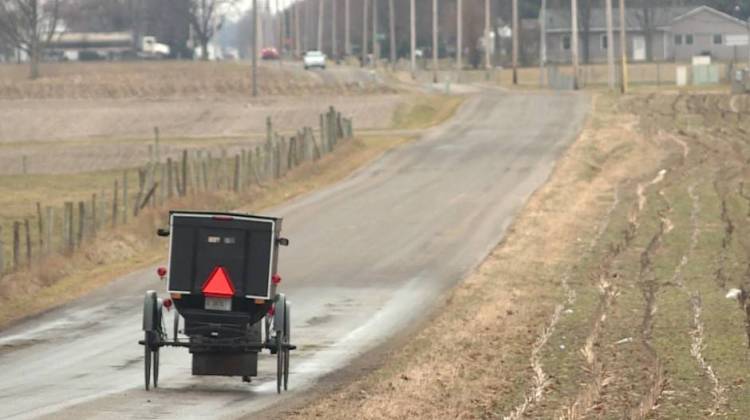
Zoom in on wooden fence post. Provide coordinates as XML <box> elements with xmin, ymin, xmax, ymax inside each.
<box><xmin>24</xmin><ymin>219</ymin><xmax>31</xmax><ymax>265</ymax></box>
<box><xmin>166</xmin><ymin>158</ymin><xmax>174</xmax><ymax>199</ymax></box>
<box><xmin>12</xmin><ymin>222</ymin><xmax>20</xmax><ymax>269</ymax></box>
<box><xmin>201</xmin><ymin>157</ymin><xmax>209</xmax><ymax>191</ymax></box>
<box><xmin>112</xmin><ymin>179</ymin><xmax>119</xmax><ymax>227</ymax></box>
<box><xmin>253</xmin><ymin>147</ymin><xmax>262</xmax><ymax>181</ymax></box>
<box><xmin>288</xmin><ymin>136</ymin><xmax>296</xmax><ymax>169</ymax></box>
<box><xmin>122</xmin><ymin>171</ymin><xmax>128</xmax><ymax>224</ymax></box>
<box><xmin>134</xmin><ymin>168</ymin><xmax>146</xmax><ymax>217</ymax></box>
<box><xmin>266</xmin><ymin>116</ymin><xmax>273</xmax><ymax>176</ymax></box>
<box><xmin>45</xmin><ymin>207</ymin><xmax>53</xmax><ymax>254</ymax></box>
<box><xmin>233</xmin><ymin>154</ymin><xmax>240</xmax><ymax>193</ymax></box>
<box><xmin>67</xmin><ymin>203</ymin><xmax>75</xmax><ymax>251</ymax></box>
<box><xmin>91</xmin><ymin>193</ymin><xmax>97</xmax><ymax>235</ymax></box>
<box><xmin>319</xmin><ymin>114</ymin><xmax>327</xmax><ymax>154</ymax></box>
<box><xmin>77</xmin><ymin>201</ymin><xmax>85</xmax><ymax>246</ymax></box>
<box><xmin>36</xmin><ymin>202</ymin><xmax>43</xmax><ymax>252</ymax></box>
<box><xmin>181</xmin><ymin>149</ymin><xmax>188</xmax><ymax>196</ymax></box>
<box><xmin>191</xmin><ymin>152</ymin><xmax>201</xmax><ymax>195</ymax></box>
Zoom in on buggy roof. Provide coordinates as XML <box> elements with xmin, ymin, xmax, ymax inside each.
<box><xmin>169</xmin><ymin>210</ymin><xmax>280</xmax><ymax>223</ymax></box>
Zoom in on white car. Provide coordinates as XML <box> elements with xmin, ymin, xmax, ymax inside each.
<box><xmin>303</xmin><ymin>51</ymin><xmax>326</xmax><ymax>70</ymax></box>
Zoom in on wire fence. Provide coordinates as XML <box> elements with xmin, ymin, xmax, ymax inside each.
<box><xmin>0</xmin><ymin>106</ymin><xmax>354</xmax><ymax>278</ymax></box>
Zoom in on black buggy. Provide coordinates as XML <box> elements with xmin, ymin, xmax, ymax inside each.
<box><xmin>139</xmin><ymin>211</ymin><xmax>294</xmax><ymax>393</ymax></box>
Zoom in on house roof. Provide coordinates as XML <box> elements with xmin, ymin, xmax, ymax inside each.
<box><xmin>545</xmin><ymin>5</ymin><xmax>700</xmax><ymax>33</ymax></box>
<box><xmin>545</xmin><ymin>6</ymin><xmax>693</xmax><ymax>32</ymax></box>
<box><xmin>671</xmin><ymin>5</ymin><xmax>749</xmax><ymax>27</ymax></box>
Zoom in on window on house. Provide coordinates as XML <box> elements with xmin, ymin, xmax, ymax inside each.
<box><xmin>714</xmin><ymin>34</ymin><xmax>723</xmax><ymax>45</ymax></box>
<box><xmin>601</xmin><ymin>35</ymin><xmax>608</xmax><ymax>50</ymax></box>
<box><xmin>562</xmin><ymin>35</ymin><xmax>571</xmax><ymax>50</ymax></box>
<box><xmin>675</xmin><ymin>34</ymin><xmax>683</xmax><ymax>45</ymax></box>
<box><xmin>686</xmin><ymin>34</ymin><xmax>694</xmax><ymax>45</ymax></box>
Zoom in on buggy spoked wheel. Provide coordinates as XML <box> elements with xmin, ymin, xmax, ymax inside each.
<box><xmin>274</xmin><ymin>294</ymin><xmax>288</xmax><ymax>394</ymax></box>
<box><xmin>153</xmin><ymin>348</ymin><xmax>160</xmax><ymax>388</ymax></box>
<box><xmin>144</xmin><ymin>332</ymin><xmax>152</xmax><ymax>390</ymax></box>
<box><xmin>283</xmin><ymin>302</ymin><xmax>291</xmax><ymax>391</ymax></box>
<box><xmin>276</xmin><ymin>329</ymin><xmax>284</xmax><ymax>394</ymax></box>
<box><xmin>142</xmin><ymin>291</ymin><xmax>162</xmax><ymax>391</ymax></box>
<box><xmin>144</xmin><ymin>331</ymin><xmax>161</xmax><ymax>390</ymax></box>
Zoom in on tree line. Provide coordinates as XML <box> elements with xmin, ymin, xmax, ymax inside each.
<box><xmin>2</xmin><ymin>0</ymin><xmax>750</xmax><ymax>78</ymax></box>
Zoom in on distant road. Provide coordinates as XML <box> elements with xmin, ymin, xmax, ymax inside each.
<box><xmin>0</xmin><ymin>89</ymin><xmax>589</xmax><ymax>419</ymax></box>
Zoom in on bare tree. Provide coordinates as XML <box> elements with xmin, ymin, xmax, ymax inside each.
<box><xmin>631</xmin><ymin>0</ymin><xmax>691</xmax><ymax>62</ymax></box>
<box><xmin>171</xmin><ymin>0</ymin><xmax>237</xmax><ymax>60</ymax></box>
<box><xmin>0</xmin><ymin>0</ymin><xmax>61</xmax><ymax>79</ymax></box>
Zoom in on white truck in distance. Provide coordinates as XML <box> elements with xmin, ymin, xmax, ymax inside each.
<box><xmin>139</xmin><ymin>36</ymin><xmax>170</xmax><ymax>59</ymax></box>
<box><xmin>303</xmin><ymin>51</ymin><xmax>326</xmax><ymax>70</ymax></box>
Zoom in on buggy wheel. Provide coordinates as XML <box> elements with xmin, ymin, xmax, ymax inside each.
<box><xmin>144</xmin><ymin>332</ymin><xmax>152</xmax><ymax>391</ymax></box>
<box><xmin>276</xmin><ymin>329</ymin><xmax>284</xmax><ymax>394</ymax></box>
<box><xmin>283</xmin><ymin>302</ymin><xmax>291</xmax><ymax>391</ymax></box>
<box><xmin>153</xmin><ymin>348</ymin><xmax>160</xmax><ymax>388</ymax></box>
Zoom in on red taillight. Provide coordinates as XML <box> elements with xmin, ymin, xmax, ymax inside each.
<box><xmin>268</xmin><ymin>305</ymin><xmax>275</xmax><ymax>316</ymax></box>
<box><xmin>157</xmin><ymin>267</ymin><xmax>167</xmax><ymax>278</ymax></box>
<box><xmin>212</xmin><ymin>215</ymin><xmax>234</xmax><ymax>221</ymax></box>
<box><xmin>163</xmin><ymin>298</ymin><xmax>173</xmax><ymax>310</ymax></box>
<box><xmin>272</xmin><ymin>274</ymin><xmax>282</xmax><ymax>285</ymax></box>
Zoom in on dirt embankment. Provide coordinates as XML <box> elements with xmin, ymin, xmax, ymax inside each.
<box><xmin>278</xmin><ymin>91</ymin><xmax>750</xmax><ymax>419</ymax></box>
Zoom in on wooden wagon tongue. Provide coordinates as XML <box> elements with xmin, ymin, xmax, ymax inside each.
<box><xmin>201</xmin><ymin>266</ymin><xmax>236</xmax><ymax>298</ymax></box>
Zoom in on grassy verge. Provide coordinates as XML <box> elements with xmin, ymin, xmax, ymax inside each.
<box><xmin>281</xmin><ymin>91</ymin><xmax>750</xmax><ymax>419</ymax></box>
<box><xmin>0</xmin><ymin>94</ymin><xmax>465</xmax><ymax>329</ymax></box>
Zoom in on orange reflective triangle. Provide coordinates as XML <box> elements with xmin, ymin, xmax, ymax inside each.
<box><xmin>201</xmin><ymin>266</ymin><xmax>235</xmax><ymax>298</ymax></box>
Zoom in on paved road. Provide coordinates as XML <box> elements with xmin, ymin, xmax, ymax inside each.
<box><xmin>0</xmin><ymin>90</ymin><xmax>589</xmax><ymax>419</ymax></box>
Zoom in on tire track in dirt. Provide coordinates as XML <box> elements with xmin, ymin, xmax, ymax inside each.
<box><xmin>676</xmin><ymin>185</ymin><xmax>728</xmax><ymax>416</ymax></box>
<box><xmin>503</xmin><ymin>188</ymin><xmax>621</xmax><ymax>420</ymax></box>
<box><xmin>630</xmin><ymin>196</ymin><xmax>669</xmax><ymax>419</ymax></box>
<box><xmin>557</xmin><ymin>177</ymin><xmax>670</xmax><ymax>419</ymax></box>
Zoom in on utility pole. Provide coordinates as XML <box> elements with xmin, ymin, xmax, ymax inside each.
<box><xmin>619</xmin><ymin>0</ymin><xmax>628</xmax><ymax>93</ymax></box>
<box><xmin>373</xmin><ymin>0</ymin><xmax>380</xmax><ymax>65</ymax></box>
<box><xmin>484</xmin><ymin>0</ymin><xmax>491</xmax><ymax>78</ymax></box>
<box><xmin>539</xmin><ymin>0</ymin><xmax>546</xmax><ymax>86</ymax></box>
<box><xmin>332</xmin><ymin>0</ymin><xmax>338</xmax><ymax>60</ymax></box>
<box><xmin>345</xmin><ymin>0</ymin><xmax>351</xmax><ymax>56</ymax></box>
<box><xmin>432</xmin><ymin>0</ymin><xmax>438</xmax><ymax>83</ymax></box>
<box><xmin>277</xmin><ymin>0</ymin><xmax>283</xmax><ymax>58</ymax></box>
<box><xmin>410</xmin><ymin>0</ymin><xmax>416</xmax><ymax>78</ymax></box>
<box><xmin>571</xmin><ymin>0</ymin><xmax>579</xmax><ymax>90</ymax></box>
<box><xmin>317</xmin><ymin>0</ymin><xmax>324</xmax><ymax>52</ymax></box>
<box><xmin>457</xmin><ymin>0</ymin><xmax>463</xmax><ymax>73</ymax></box>
<box><xmin>295</xmin><ymin>0</ymin><xmax>302</xmax><ymax>56</ymax></box>
<box><xmin>512</xmin><ymin>0</ymin><xmax>519</xmax><ymax>84</ymax></box>
<box><xmin>362</xmin><ymin>0</ymin><xmax>369</xmax><ymax>66</ymax></box>
<box><xmin>252</xmin><ymin>0</ymin><xmax>258</xmax><ymax>97</ymax></box>
<box><xmin>605</xmin><ymin>0</ymin><xmax>615</xmax><ymax>90</ymax></box>
<box><xmin>389</xmin><ymin>0</ymin><xmax>396</xmax><ymax>67</ymax></box>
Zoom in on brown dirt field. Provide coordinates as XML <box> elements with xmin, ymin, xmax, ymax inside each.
<box><xmin>0</xmin><ymin>61</ymin><xmax>392</xmax><ymax>99</ymax></box>
<box><xmin>275</xmin><ymin>91</ymin><xmax>750</xmax><ymax>419</ymax></box>
<box><xmin>0</xmin><ymin>95</ymin><xmax>405</xmax><ymax>173</ymax></box>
